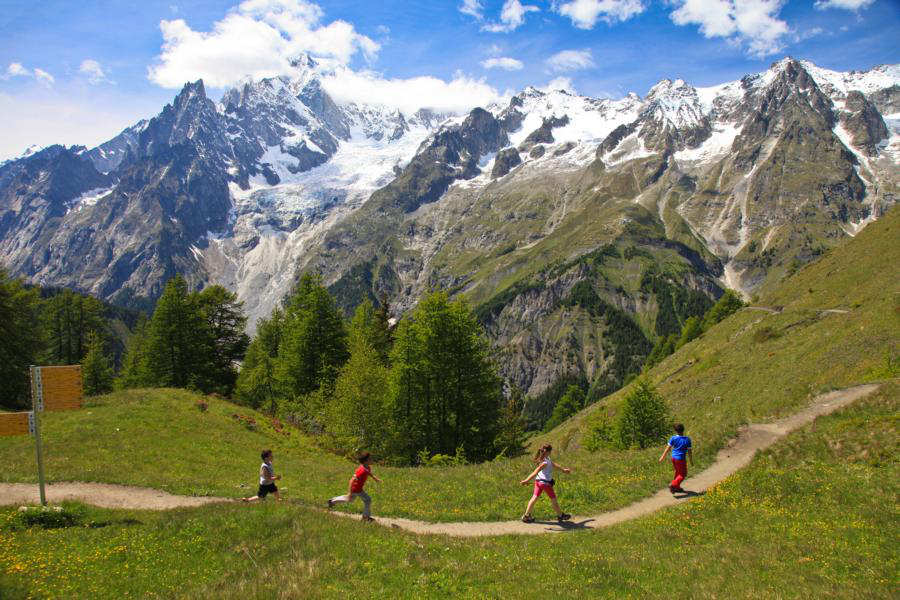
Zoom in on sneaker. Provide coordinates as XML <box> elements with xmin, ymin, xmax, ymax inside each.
<box><xmin>521</xmin><ymin>515</ymin><xmax>535</xmax><ymax>523</ymax></box>
<box><xmin>672</xmin><ymin>487</ymin><xmax>686</xmax><ymax>494</ymax></box>
<box><xmin>557</xmin><ymin>513</ymin><xmax>571</xmax><ymax>522</ymax></box>
<box><xmin>669</xmin><ymin>485</ymin><xmax>678</xmax><ymax>494</ymax></box>
<box><xmin>327</xmin><ymin>499</ymin><xmax>334</xmax><ymax>509</ymax></box>
<box><xmin>361</xmin><ymin>515</ymin><xmax>375</xmax><ymax>522</ymax></box>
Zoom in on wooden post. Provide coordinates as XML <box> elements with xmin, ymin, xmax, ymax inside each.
<box><xmin>29</xmin><ymin>366</ymin><xmax>47</xmax><ymax>506</ymax></box>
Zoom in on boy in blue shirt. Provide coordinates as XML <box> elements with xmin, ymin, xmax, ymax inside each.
<box><xmin>659</xmin><ymin>423</ymin><xmax>693</xmax><ymax>493</ymax></box>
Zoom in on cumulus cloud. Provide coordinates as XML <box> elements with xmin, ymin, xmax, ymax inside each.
<box><xmin>481</xmin><ymin>57</ymin><xmax>524</xmax><ymax>70</ymax></box>
<box><xmin>148</xmin><ymin>0</ymin><xmax>379</xmax><ymax>88</ymax></box>
<box><xmin>540</xmin><ymin>76</ymin><xmax>577</xmax><ymax>94</ymax></box>
<box><xmin>79</xmin><ymin>59</ymin><xmax>111</xmax><ymax>85</ymax></box>
<box><xmin>5</xmin><ymin>63</ymin><xmax>30</xmax><ymax>78</ymax></box>
<box><xmin>483</xmin><ymin>0</ymin><xmax>539</xmax><ymax>33</ymax></box>
<box><xmin>554</xmin><ymin>0</ymin><xmax>646</xmax><ymax>29</ymax></box>
<box><xmin>33</xmin><ymin>69</ymin><xmax>55</xmax><ymax>87</ymax></box>
<box><xmin>814</xmin><ymin>0</ymin><xmax>873</xmax><ymax>9</ymax></box>
<box><xmin>320</xmin><ymin>67</ymin><xmax>504</xmax><ymax>115</ymax></box>
<box><xmin>459</xmin><ymin>0</ymin><xmax>484</xmax><ymax>19</ymax></box>
<box><xmin>546</xmin><ymin>49</ymin><xmax>595</xmax><ymax>72</ymax></box>
<box><xmin>668</xmin><ymin>0</ymin><xmax>790</xmax><ymax>58</ymax></box>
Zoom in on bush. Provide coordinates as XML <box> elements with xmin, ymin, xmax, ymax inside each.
<box><xmin>616</xmin><ymin>379</ymin><xmax>669</xmax><ymax>449</ymax></box>
<box><xmin>583</xmin><ymin>410</ymin><xmax>616</xmax><ymax>452</ymax></box>
<box><xmin>8</xmin><ymin>504</ymin><xmax>85</xmax><ymax>530</ymax></box>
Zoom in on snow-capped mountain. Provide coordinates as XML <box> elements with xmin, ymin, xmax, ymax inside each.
<box><xmin>0</xmin><ymin>56</ymin><xmax>897</xmax><ymax>394</ymax></box>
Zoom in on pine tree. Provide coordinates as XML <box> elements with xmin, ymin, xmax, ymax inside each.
<box><xmin>275</xmin><ymin>274</ymin><xmax>349</xmax><ymax>403</ymax></box>
<box><xmin>43</xmin><ymin>290</ymin><xmax>105</xmax><ymax>364</ymax></box>
<box><xmin>543</xmin><ymin>385</ymin><xmax>585</xmax><ymax>432</ymax></box>
<box><xmin>388</xmin><ymin>292</ymin><xmax>502</xmax><ymax>463</ymax></box>
<box><xmin>494</xmin><ymin>387</ymin><xmax>527</xmax><ymax>458</ymax></box>
<box><xmin>194</xmin><ymin>285</ymin><xmax>249</xmax><ymax>394</ymax></box>
<box><xmin>616</xmin><ymin>379</ymin><xmax>669</xmax><ymax>449</ymax></box>
<box><xmin>0</xmin><ymin>269</ymin><xmax>43</xmax><ymax>410</ymax></box>
<box><xmin>143</xmin><ymin>275</ymin><xmax>206</xmax><ymax>389</ymax></box>
<box><xmin>324</xmin><ymin>333</ymin><xmax>391</xmax><ymax>455</ymax></box>
<box><xmin>234</xmin><ymin>310</ymin><xmax>284</xmax><ymax>411</ymax></box>
<box><xmin>116</xmin><ymin>316</ymin><xmax>150</xmax><ymax>389</ymax></box>
<box><xmin>82</xmin><ymin>331</ymin><xmax>114</xmax><ymax>396</ymax></box>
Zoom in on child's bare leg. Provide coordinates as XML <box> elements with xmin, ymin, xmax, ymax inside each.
<box><xmin>550</xmin><ymin>496</ymin><xmax>563</xmax><ymax>516</ymax></box>
<box><xmin>524</xmin><ymin>494</ymin><xmax>540</xmax><ymax>516</ymax></box>
<box><xmin>273</xmin><ymin>490</ymin><xmax>281</xmax><ymax>501</ymax></box>
<box><xmin>241</xmin><ymin>495</ymin><xmax>261</xmax><ymax>502</ymax></box>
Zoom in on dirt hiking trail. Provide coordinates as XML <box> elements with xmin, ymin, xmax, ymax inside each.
<box><xmin>0</xmin><ymin>384</ymin><xmax>878</xmax><ymax>537</ymax></box>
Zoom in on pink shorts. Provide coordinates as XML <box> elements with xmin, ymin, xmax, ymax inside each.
<box><xmin>533</xmin><ymin>480</ymin><xmax>556</xmax><ymax>499</ymax></box>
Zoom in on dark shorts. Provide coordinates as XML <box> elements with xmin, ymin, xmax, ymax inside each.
<box><xmin>258</xmin><ymin>483</ymin><xmax>278</xmax><ymax>498</ymax></box>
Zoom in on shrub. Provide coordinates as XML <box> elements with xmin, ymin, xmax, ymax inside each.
<box><xmin>8</xmin><ymin>505</ymin><xmax>85</xmax><ymax>530</ymax></box>
<box><xmin>616</xmin><ymin>379</ymin><xmax>669</xmax><ymax>449</ymax></box>
<box><xmin>583</xmin><ymin>410</ymin><xmax>616</xmax><ymax>452</ymax></box>
<box><xmin>753</xmin><ymin>326</ymin><xmax>781</xmax><ymax>343</ymax></box>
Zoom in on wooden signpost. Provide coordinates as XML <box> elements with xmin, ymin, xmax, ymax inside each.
<box><xmin>0</xmin><ymin>411</ymin><xmax>33</xmax><ymax>436</ymax></box>
<box><xmin>0</xmin><ymin>366</ymin><xmax>84</xmax><ymax>504</ymax></box>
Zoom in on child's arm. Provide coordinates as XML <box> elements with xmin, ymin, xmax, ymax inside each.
<box><xmin>555</xmin><ymin>464</ymin><xmax>572</xmax><ymax>474</ymax></box>
<box><xmin>520</xmin><ymin>463</ymin><xmax>543</xmax><ymax>485</ymax></box>
<box><xmin>371</xmin><ymin>473</ymin><xmax>382</xmax><ymax>483</ymax></box>
<box><xmin>687</xmin><ymin>448</ymin><xmax>694</xmax><ymax>466</ymax></box>
<box><xmin>658</xmin><ymin>445</ymin><xmax>671</xmax><ymax>462</ymax></box>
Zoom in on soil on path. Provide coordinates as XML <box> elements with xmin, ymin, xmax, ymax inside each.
<box><xmin>0</xmin><ymin>384</ymin><xmax>878</xmax><ymax>536</ymax></box>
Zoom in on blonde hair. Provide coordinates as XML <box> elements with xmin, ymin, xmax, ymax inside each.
<box><xmin>533</xmin><ymin>443</ymin><xmax>552</xmax><ymax>463</ymax></box>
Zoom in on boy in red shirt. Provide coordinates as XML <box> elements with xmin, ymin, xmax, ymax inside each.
<box><xmin>327</xmin><ymin>452</ymin><xmax>381</xmax><ymax>521</ymax></box>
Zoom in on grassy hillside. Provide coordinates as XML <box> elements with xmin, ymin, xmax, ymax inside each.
<box><xmin>0</xmin><ymin>207</ymin><xmax>896</xmax><ymax>524</ymax></box>
<box><xmin>2</xmin><ymin>383</ymin><xmax>895</xmax><ymax>599</ymax></box>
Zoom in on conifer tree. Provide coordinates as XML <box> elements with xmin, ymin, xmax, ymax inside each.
<box><xmin>143</xmin><ymin>275</ymin><xmax>206</xmax><ymax>389</ymax></box>
<box><xmin>234</xmin><ymin>310</ymin><xmax>284</xmax><ymax>411</ymax></box>
<box><xmin>82</xmin><ymin>331</ymin><xmax>114</xmax><ymax>396</ymax></box>
<box><xmin>388</xmin><ymin>292</ymin><xmax>502</xmax><ymax>463</ymax></box>
<box><xmin>195</xmin><ymin>285</ymin><xmax>249</xmax><ymax>394</ymax></box>
<box><xmin>0</xmin><ymin>269</ymin><xmax>43</xmax><ymax>410</ymax></box>
<box><xmin>275</xmin><ymin>274</ymin><xmax>349</xmax><ymax>402</ymax></box>
<box><xmin>43</xmin><ymin>290</ymin><xmax>105</xmax><ymax>364</ymax></box>
<box><xmin>116</xmin><ymin>316</ymin><xmax>150</xmax><ymax>389</ymax></box>
<box><xmin>543</xmin><ymin>385</ymin><xmax>585</xmax><ymax>432</ymax></box>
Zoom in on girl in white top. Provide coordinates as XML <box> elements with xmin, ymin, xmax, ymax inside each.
<box><xmin>520</xmin><ymin>443</ymin><xmax>572</xmax><ymax>523</ymax></box>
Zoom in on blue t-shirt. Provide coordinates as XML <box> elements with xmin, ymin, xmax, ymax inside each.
<box><xmin>668</xmin><ymin>435</ymin><xmax>692</xmax><ymax>460</ymax></box>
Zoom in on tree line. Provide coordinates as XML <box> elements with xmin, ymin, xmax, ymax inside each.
<box><xmin>0</xmin><ymin>269</ymin><xmax>139</xmax><ymax>410</ymax></box>
<box><xmin>232</xmin><ymin>274</ymin><xmax>512</xmax><ymax>464</ymax></box>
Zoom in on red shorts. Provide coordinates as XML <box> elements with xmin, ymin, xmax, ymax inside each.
<box><xmin>533</xmin><ymin>480</ymin><xmax>556</xmax><ymax>499</ymax></box>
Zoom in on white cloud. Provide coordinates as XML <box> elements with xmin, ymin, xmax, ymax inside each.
<box><xmin>814</xmin><ymin>0</ymin><xmax>873</xmax><ymax>9</ymax></box>
<box><xmin>546</xmin><ymin>49</ymin><xmax>595</xmax><ymax>72</ymax></box>
<box><xmin>148</xmin><ymin>0</ymin><xmax>379</xmax><ymax>88</ymax></box>
<box><xmin>541</xmin><ymin>76</ymin><xmax>577</xmax><ymax>93</ymax></box>
<box><xmin>481</xmin><ymin>57</ymin><xmax>524</xmax><ymax>70</ymax></box>
<box><xmin>554</xmin><ymin>0</ymin><xmax>646</xmax><ymax>29</ymax></box>
<box><xmin>459</xmin><ymin>0</ymin><xmax>484</xmax><ymax>19</ymax></box>
<box><xmin>320</xmin><ymin>67</ymin><xmax>504</xmax><ymax>115</ymax></box>
<box><xmin>79</xmin><ymin>59</ymin><xmax>111</xmax><ymax>85</ymax></box>
<box><xmin>33</xmin><ymin>69</ymin><xmax>55</xmax><ymax>87</ymax></box>
<box><xmin>5</xmin><ymin>63</ymin><xmax>30</xmax><ymax>78</ymax></box>
<box><xmin>793</xmin><ymin>26</ymin><xmax>825</xmax><ymax>42</ymax></box>
<box><xmin>668</xmin><ymin>0</ymin><xmax>790</xmax><ymax>58</ymax></box>
<box><xmin>483</xmin><ymin>0</ymin><xmax>539</xmax><ymax>33</ymax></box>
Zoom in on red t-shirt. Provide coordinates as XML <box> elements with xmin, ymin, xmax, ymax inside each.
<box><xmin>350</xmin><ymin>465</ymin><xmax>371</xmax><ymax>493</ymax></box>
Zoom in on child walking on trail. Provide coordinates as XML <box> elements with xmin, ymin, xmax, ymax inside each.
<box><xmin>242</xmin><ymin>449</ymin><xmax>281</xmax><ymax>502</ymax></box>
<box><xmin>520</xmin><ymin>443</ymin><xmax>572</xmax><ymax>523</ymax></box>
<box><xmin>328</xmin><ymin>452</ymin><xmax>381</xmax><ymax>521</ymax></box>
<box><xmin>659</xmin><ymin>423</ymin><xmax>693</xmax><ymax>493</ymax></box>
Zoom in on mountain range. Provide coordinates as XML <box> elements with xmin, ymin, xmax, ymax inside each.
<box><xmin>1</xmin><ymin>55</ymin><xmax>896</xmax><ymax>401</ymax></box>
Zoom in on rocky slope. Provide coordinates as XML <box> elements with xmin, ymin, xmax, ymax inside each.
<box><xmin>0</xmin><ymin>57</ymin><xmax>896</xmax><ymax>406</ymax></box>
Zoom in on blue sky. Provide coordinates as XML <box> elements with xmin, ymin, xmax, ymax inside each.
<box><xmin>1</xmin><ymin>0</ymin><xmax>898</xmax><ymax>160</ymax></box>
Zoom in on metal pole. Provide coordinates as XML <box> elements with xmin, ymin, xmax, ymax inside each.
<box><xmin>30</xmin><ymin>366</ymin><xmax>47</xmax><ymax>506</ymax></box>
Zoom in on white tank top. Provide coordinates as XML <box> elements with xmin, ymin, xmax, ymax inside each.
<box><xmin>259</xmin><ymin>462</ymin><xmax>274</xmax><ymax>485</ymax></box>
<box><xmin>537</xmin><ymin>458</ymin><xmax>554</xmax><ymax>482</ymax></box>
